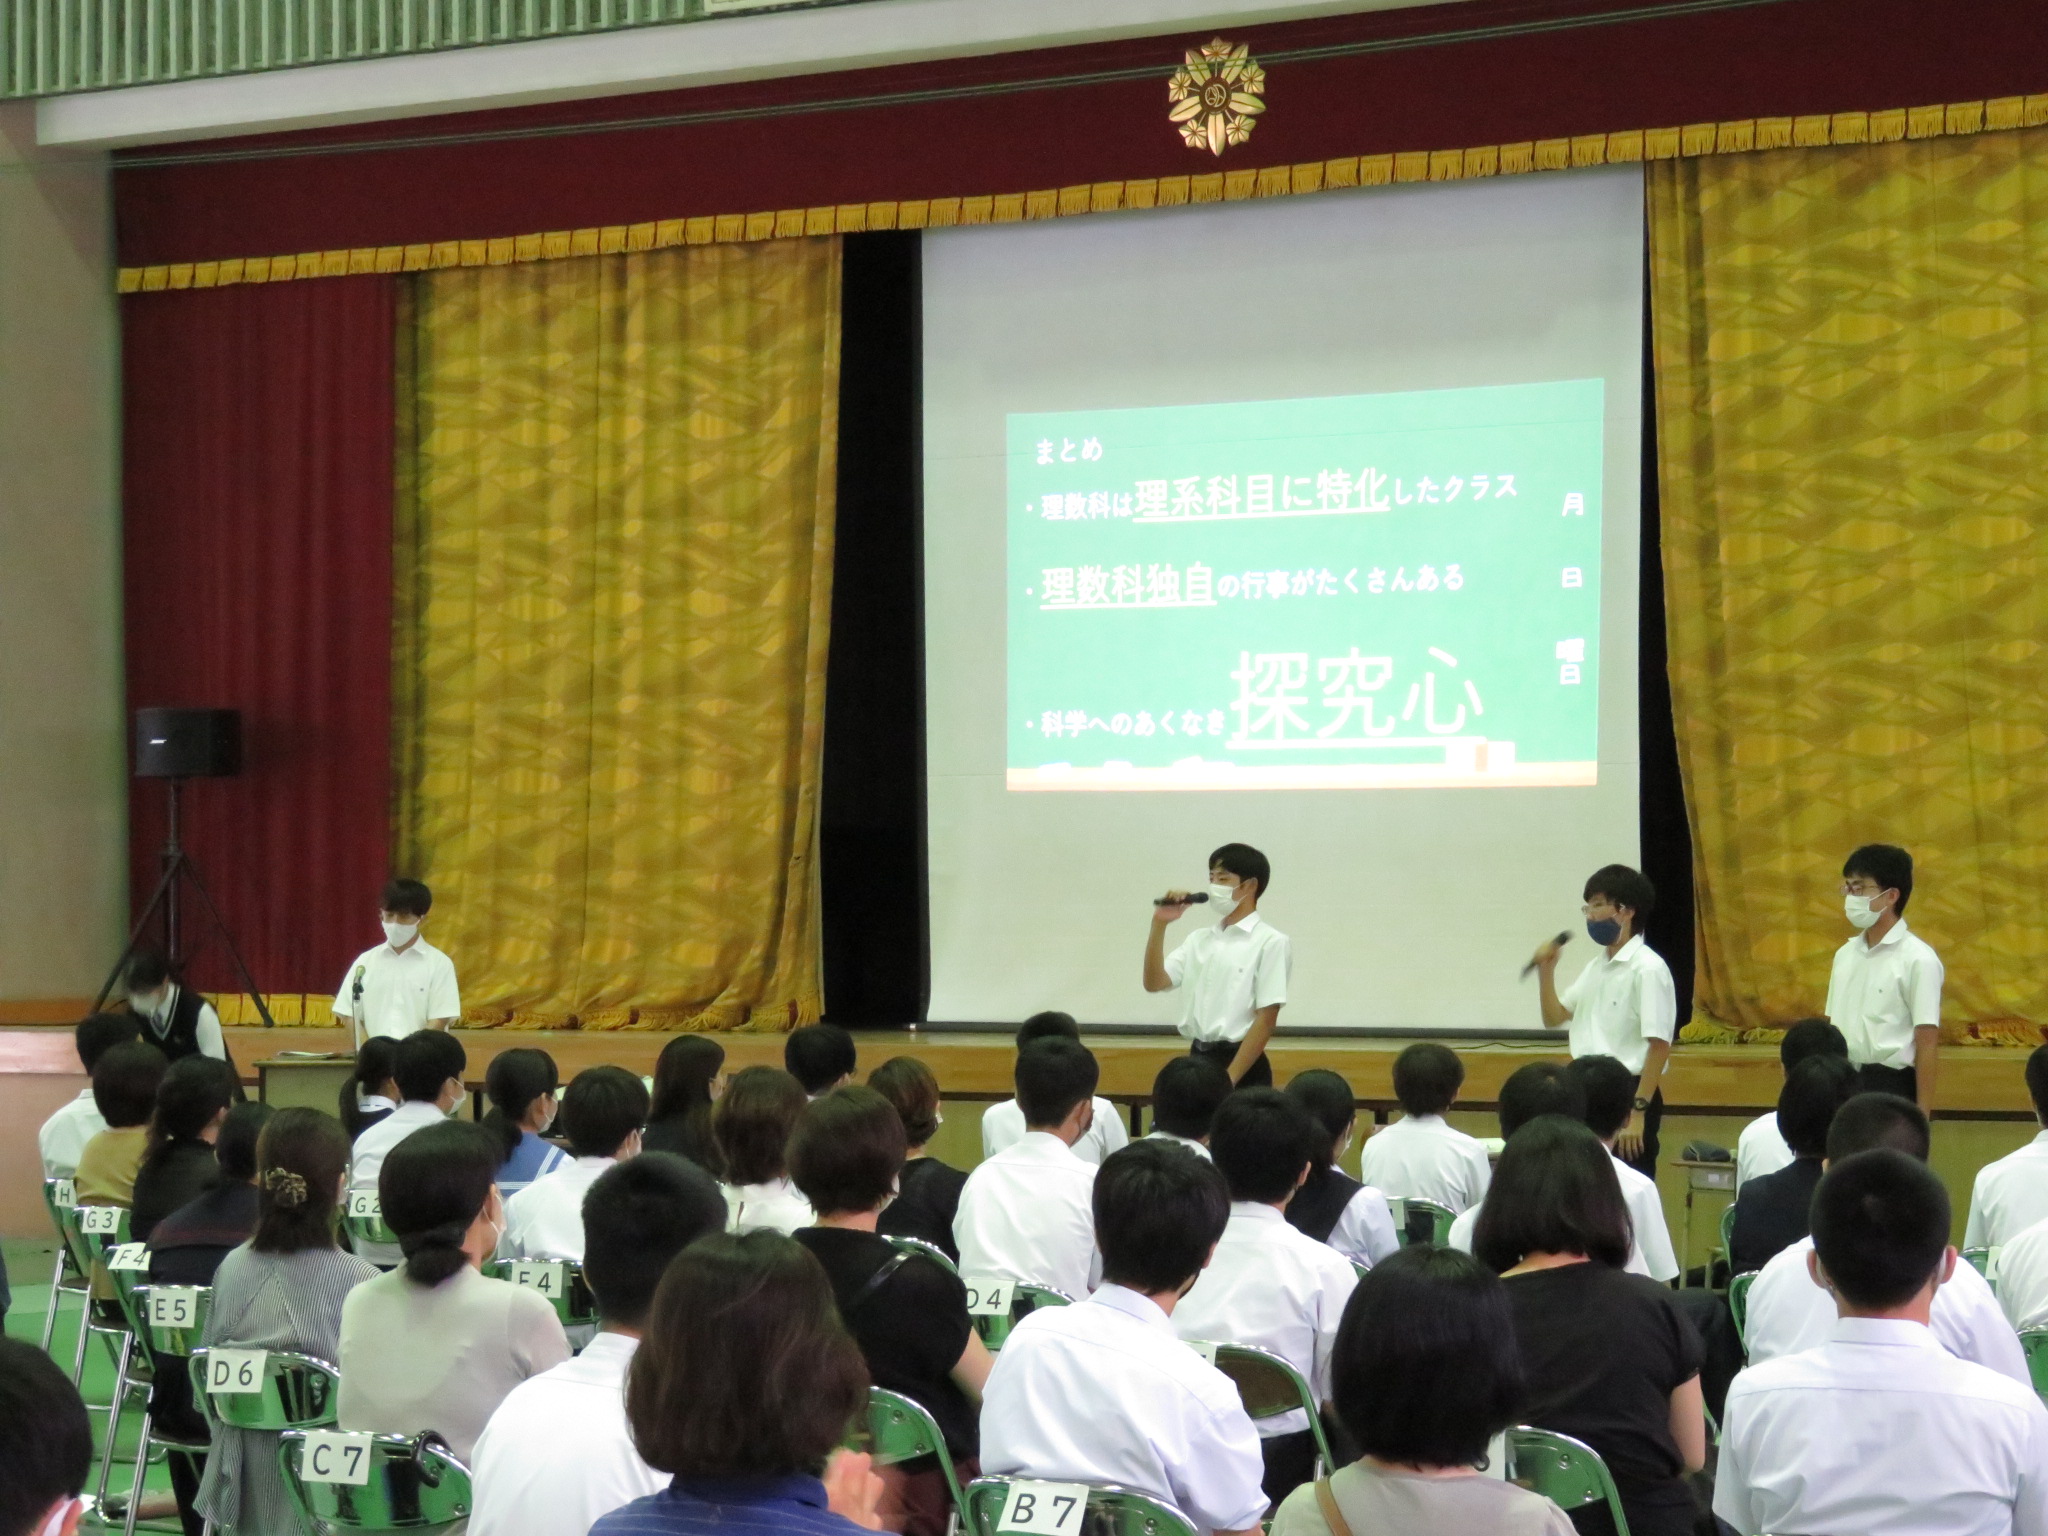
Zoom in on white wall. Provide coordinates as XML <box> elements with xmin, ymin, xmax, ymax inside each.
<box><xmin>0</xmin><ymin>104</ymin><xmax>125</xmax><ymax>1008</ymax></box>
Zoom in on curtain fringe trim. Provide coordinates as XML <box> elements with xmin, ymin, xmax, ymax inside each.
<box><xmin>1679</xmin><ymin>1019</ymin><xmax>2048</xmax><ymax>1049</ymax></box>
<box><xmin>116</xmin><ymin>94</ymin><xmax>2048</xmax><ymax>295</ymax></box>
<box><xmin>207</xmin><ymin>992</ymin><xmax>819</xmax><ymax>1032</ymax></box>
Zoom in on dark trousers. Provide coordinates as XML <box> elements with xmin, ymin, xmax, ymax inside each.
<box><xmin>1621</xmin><ymin>1084</ymin><xmax>1664</xmax><ymax>1180</ymax></box>
<box><xmin>1190</xmin><ymin>1039</ymin><xmax>1273</xmax><ymax>1088</ymax></box>
<box><xmin>1258</xmin><ymin>1428</ymin><xmax>1318</xmax><ymax>1510</ymax></box>
<box><xmin>1858</xmin><ymin>1062</ymin><xmax>1918</xmax><ymax>1101</ymax></box>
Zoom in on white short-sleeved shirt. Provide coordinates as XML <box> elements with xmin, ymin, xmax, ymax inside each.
<box><xmin>1825</xmin><ymin>920</ymin><xmax>1943</xmax><ymax>1070</ymax></box>
<box><xmin>1143</xmin><ymin>1130</ymin><xmax>1213</xmax><ymax>1160</ymax></box>
<box><xmin>499</xmin><ymin>1155</ymin><xmax>617</xmax><ymax>1262</ymax></box>
<box><xmin>721</xmin><ymin>1179</ymin><xmax>813</xmax><ymax>1235</ymax></box>
<box><xmin>1967</xmin><ymin>1130</ymin><xmax>2048</xmax><ymax>1250</ymax></box>
<box><xmin>1327</xmin><ymin>1186</ymin><xmax>1400</xmax><ymax>1267</ymax></box>
<box><xmin>333</xmin><ymin>936</ymin><xmax>462</xmax><ymax>1040</ymax></box>
<box><xmin>1613</xmin><ymin>1151</ymin><xmax>1679</xmax><ymax>1283</ymax></box>
<box><xmin>1745</xmin><ymin>1234</ymin><xmax>2029</xmax><ymax>1387</ymax></box>
<box><xmin>1174</xmin><ymin>1203</ymin><xmax>1357</xmax><ymax>1436</ymax></box>
<box><xmin>981</xmin><ymin>1285</ymin><xmax>1269</xmax><ymax>1535</ymax></box>
<box><xmin>1716</xmin><ymin>1317</ymin><xmax>2048</xmax><ymax>1536</ymax></box>
<box><xmin>469</xmin><ymin>1331</ymin><xmax>662</xmax><ymax>1536</ymax></box>
<box><xmin>1357</xmin><ymin>1114</ymin><xmax>1493</xmax><ymax>1214</ymax></box>
<box><xmin>954</xmin><ymin>1131</ymin><xmax>1100</xmax><ymax>1299</ymax></box>
<box><xmin>1449</xmin><ymin>1190</ymin><xmax>1662</xmax><ymax>1280</ymax></box>
<box><xmin>1734</xmin><ymin>1110</ymin><xmax>1793</xmax><ymax>1193</ymax></box>
<box><xmin>1163</xmin><ymin>911</ymin><xmax>1291</xmax><ymax>1044</ymax></box>
<box><xmin>983</xmin><ymin>1095</ymin><xmax>1129</xmax><ymax>1166</ymax></box>
<box><xmin>1994</xmin><ymin>1216</ymin><xmax>2048</xmax><ymax>1332</ymax></box>
<box><xmin>39</xmin><ymin>1090</ymin><xmax>108</xmax><ymax>1178</ymax></box>
<box><xmin>1558</xmin><ymin>936</ymin><xmax>1676</xmax><ymax>1074</ymax></box>
<box><xmin>349</xmin><ymin>1099</ymin><xmax>453</xmax><ymax>1266</ymax></box>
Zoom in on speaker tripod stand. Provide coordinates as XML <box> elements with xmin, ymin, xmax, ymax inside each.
<box><xmin>91</xmin><ymin>778</ymin><xmax>277</xmax><ymax>1028</ymax></box>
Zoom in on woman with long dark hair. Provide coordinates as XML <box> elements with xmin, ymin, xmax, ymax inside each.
<box><xmin>481</xmin><ymin>1046</ymin><xmax>567</xmax><ymax>1195</ymax></box>
<box><xmin>132</xmin><ymin>1054</ymin><xmax>239</xmax><ymax>1242</ymax></box>
<box><xmin>337</xmin><ymin>1036</ymin><xmax>401</xmax><ymax>1139</ymax></box>
<box><xmin>642</xmin><ymin>1034</ymin><xmax>725</xmax><ymax>1175</ymax></box>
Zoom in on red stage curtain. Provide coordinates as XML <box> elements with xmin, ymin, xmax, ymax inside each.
<box><xmin>122</xmin><ymin>276</ymin><xmax>397</xmax><ymax>998</ymax></box>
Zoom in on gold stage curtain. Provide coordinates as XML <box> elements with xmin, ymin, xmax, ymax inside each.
<box><xmin>1651</xmin><ymin>130</ymin><xmax>2048</xmax><ymax>1041</ymax></box>
<box><xmin>392</xmin><ymin>238</ymin><xmax>841</xmax><ymax>1029</ymax></box>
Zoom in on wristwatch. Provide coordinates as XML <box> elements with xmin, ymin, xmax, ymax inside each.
<box><xmin>1632</xmin><ymin>1096</ymin><xmax>1651</xmax><ymax>1112</ymax></box>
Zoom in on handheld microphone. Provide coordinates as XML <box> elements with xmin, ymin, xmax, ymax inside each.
<box><xmin>1520</xmin><ymin>932</ymin><xmax>1571</xmax><ymax>980</ymax></box>
<box><xmin>1152</xmin><ymin>892</ymin><xmax>1212</xmax><ymax>908</ymax></box>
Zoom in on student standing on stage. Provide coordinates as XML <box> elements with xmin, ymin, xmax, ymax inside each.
<box><xmin>1145</xmin><ymin>843</ymin><xmax>1290</xmax><ymax>1088</ymax></box>
<box><xmin>1828</xmin><ymin>843</ymin><xmax>1944</xmax><ymax>1114</ymax></box>
<box><xmin>1530</xmin><ymin>864</ymin><xmax>1675</xmax><ymax>1177</ymax></box>
<box><xmin>332</xmin><ymin>878</ymin><xmax>462</xmax><ymax>1045</ymax></box>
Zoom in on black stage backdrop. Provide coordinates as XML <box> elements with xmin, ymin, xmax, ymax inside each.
<box><xmin>820</xmin><ymin>230</ymin><xmax>1695</xmax><ymax>1029</ymax></box>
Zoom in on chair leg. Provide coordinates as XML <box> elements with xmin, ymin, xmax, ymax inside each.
<box><xmin>94</xmin><ymin>1331</ymin><xmax>134</xmax><ymax>1506</ymax></box>
<box><xmin>123</xmin><ymin>1416</ymin><xmax>153</xmax><ymax>1536</ymax></box>
<box><xmin>69</xmin><ymin>1297</ymin><xmax>92</xmax><ymax>1385</ymax></box>
<box><xmin>40</xmin><ymin>1248</ymin><xmax>72</xmax><ymax>1354</ymax></box>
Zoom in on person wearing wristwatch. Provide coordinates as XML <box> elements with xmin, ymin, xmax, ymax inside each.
<box><xmin>1528</xmin><ymin>864</ymin><xmax>1677</xmax><ymax>1180</ymax></box>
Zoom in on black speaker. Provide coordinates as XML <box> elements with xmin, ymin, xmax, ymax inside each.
<box><xmin>135</xmin><ymin>708</ymin><xmax>241</xmax><ymax>779</ymax></box>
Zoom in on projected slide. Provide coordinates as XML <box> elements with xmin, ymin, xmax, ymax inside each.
<box><xmin>1008</xmin><ymin>379</ymin><xmax>1604</xmax><ymax>791</ymax></box>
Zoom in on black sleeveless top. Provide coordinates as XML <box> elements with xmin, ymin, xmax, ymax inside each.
<box><xmin>1286</xmin><ymin>1162</ymin><xmax>1362</xmax><ymax>1243</ymax></box>
<box><xmin>142</xmin><ymin>985</ymin><xmax>238</xmax><ymax>1082</ymax></box>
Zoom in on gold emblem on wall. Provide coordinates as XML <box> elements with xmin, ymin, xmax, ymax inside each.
<box><xmin>1168</xmin><ymin>38</ymin><xmax>1267</xmax><ymax>156</ymax></box>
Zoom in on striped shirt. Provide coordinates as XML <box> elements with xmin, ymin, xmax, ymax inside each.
<box><xmin>590</xmin><ymin>1475</ymin><xmax>870</xmax><ymax>1536</ymax></box>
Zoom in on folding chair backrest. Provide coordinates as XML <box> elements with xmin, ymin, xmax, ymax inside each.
<box><xmin>1508</xmin><ymin>1427</ymin><xmax>1631</xmax><ymax>1536</ymax></box>
<box><xmin>193</xmin><ymin>1349</ymin><xmax>341</xmax><ymax>1432</ymax></box>
<box><xmin>2020</xmin><ymin>1328</ymin><xmax>2048</xmax><ymax>1400</ymax></box>
<box><xmin>1718</xmin><ymin>1201</ymin><xmax>1736</xmax><ymax>1262</ymax></box>
<box><xmin>1390</xmin><ymin>1196</ymin><xmax>1455</xmax><ymax>1247</ymax></box>
<box><xmin>279</xmin><ymin>1429</ymin><xmax>473</xmax><ymax>1532</ymax></box>
<box><xmin>59</xmin><ymin>1202</ymin><xmax>133</xmax><ymax>1328</ymax></box>
<box><xmin>138</xmin><ymin>1285</ymin><xmax>213</xmax><ymax>1361</ymax></box>
<box><xmin>888</xmin><ymin>1236</ymin><xmax>961</xmax><ymax>1277</ymax></box>
<box><xmin>483</xmin><ymin>1259</ymin><xmax>600</xmax><ymax>1330</ymax></box>
<box><xmin>1208</xmin><ymin>1343</ymin><xmax>1334</xmax><ymax>1474</ymax></box>
<box><xmin>1728</xmin><ymin>1271</ymin><xmax>1757</xmax><ymax>1351</ymax></box>
<box><xmin>859</xmin><ymin>1389</ymin><xmax>967</xmax><ymax>1526</ymax></box>
<box><xmin>964</xmin><ymin>1478</ymin><xmax>1198</xmax><ymax>1536</ymax></box>
<box><xmin>342</xmin><ymin>1192</ymin><xmax>399</xmax><ymax>1253</ymax></box>
<box><xmin>971</xmin><ymin>1282</ymin><xmax>1074</xmax><ymax>1352</ymax></box>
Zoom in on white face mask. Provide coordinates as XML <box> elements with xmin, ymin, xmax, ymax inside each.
<box><xmin>128</xmin><ymin>990</ymin><xmax>166</xmax><ymax>1022</ymax></box>
<box><xmin>1844</xmin><ymin>893</ymin><xmax>1884</xmax><ymax>930</ymax></box>
<box><xmin>448</xmin><ymin>1087</ymin><xmax>468</xmax><ymax>1117</ymax></box>
<box><xmin>1208</xmin><ymin>882</ymin><xmax>1240</xmax><ymax>914</ymax></box>
<box><xmin>383</xmin><ymin>920</ymin><xmax>419</xmax><ymax>948</ymax></box>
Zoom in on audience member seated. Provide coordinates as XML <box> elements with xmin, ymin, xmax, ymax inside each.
<box><xmin>0</xmin><ymin>1335</ymin><xmax>92</xmax><ymax>1536</ymax></box>
<box><xmin>347</xmin><ymin>1029</ymin><xmax>468</xmax><ymax>1265</ymax></box>
<box><xmin>1144</xmin><ymin>1056</ymin><xmax>1232</xmax><ymax>1156</ymax></box>
<box><xmin>1563</xmin><ymin>1056</ymin><xmax>1680</xmax><ymax>1283</ymax></box>
<box><xmin>1269</xmin><ymin>1246</ymin><xmax>1574</xmax><ymax>1536</ymax></box>
<box><xmin>483</xmin><ymin>1047</ymin><xmax>567</xmax><ymax>1196</ymax></box>
<box><xmin>1475</xmin><ymin>1116</ymin><xmax>1706</xmax><ymax>1536</ymax></box>
<box><xmin>1726</xmin><ymin>1055</ymin><xmax>1858</xmax><ymax>1276</ymax></box>
<box><xmin>1175</xmin><ymin>1089</ymin><xmax>1359</xmax><ymax>1507</ymax></box>
<box><xmin>471</xmin><ymin>1153</ymin><xmax>729</xmax><ymax>1536</ymax></box>
<box><xmin>641</xmin><ymin>1034</ymin><xmax>725</xmax><ymax>1174</ymax></box>
<box><xmin>1717</xmin><ymin>1149</ymin><xmax>2048</xmax><ymax>1536</ymax></box>
<box><xmin>980</xmin><ymin>1012</ymin><xmax>1130</xmax><ymax>1167</ymax></box>
<box><xmin>980</xmin><ymin>1140</ymin><xmax>1268</xmax><ymax>1535</ymax></box>
<box><xmin>337</xmin><ymin>1036</ymin><xmax>401</xmax><ymax>1140</ymax></box>
<box><xmin>501</xmin><ymin>1065</ymin><xmax>648</xmax><ymax>1260</ymax></box>
<box><xmin>1744</xmin><ymin>1092</ymin><xmax>2028</xmax><ymax>1383</ymax></box>
<box><xmin>954</xmin><ymin>1037</ymin><xmax>1103</xmax><ymax>1298</ymax></box>
<box><xmin>715</xmin><ymin>1066</ymin><xmax>814</xmax><ymax>1234</ymax></box>
<box><xmin>870</xmin><ymin>1055</ymin><xmax>968</xmax><ymax>1261</ymax></box>
<box><xmin>338</xmin><ymin>1120</ymin><xmax>570</xmax><ymax>1460</ymax></box>
<box><xmin>787</xmin><ymin>1022</ymin><xmax>859</xmax><ymax>1096</ymax></box>
<box><xmin>1357</xmin><ymin>1044</ymin><xmax>1491</xmax><ymax>1214</ymax></box>
<box><xmin>1966</xmin><ymin>1041</ymin><xmax>2048</xmax><ymax>1250</ymax></box>
<box><xmin>791</xmin><ymin>1086</ymin><xmax>991</xmax><ymax>1536</ymax></box>
<box><xmin>1283</xmin><ymin>1069</ymin><xmax>1398</xmax><ymax>1266</ymax></box>
<box><xmin>1733</xmin><ymin>1018</ymin><xmax>1846</xmax><ymax>1193</ymax></box>
<box><xmin>590</xmin><ymin>1230</ymin><xmax>886</xmax><ymax>1536</ymax></box>
<box><xmin>132</xmin><ymin>1054</ymin><xmax>239</xmax><ymax>1242</ymax></box>
<box><xmin>38</xmin><ymin>1012</ymin><xmax>137</xmax><ymax>1178</ymax></box>
<box><xmin>196</xmin><ymin>1108</ymin><xmax>380</xmax><ymax>1536</ymax></box>
<box><xmin>73</xmin><ymin>1038</ymin><xmax>170</xmax><ymax>1207</ymax></box>
<box><xmin>1992</xmin><ymin>1205</ymin><xmax>2048</xmax><ymax>1332</ymax></box>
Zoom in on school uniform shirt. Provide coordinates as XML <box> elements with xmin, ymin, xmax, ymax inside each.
<box><xmin>1328</xmin><ymin>1186</ymin><xmax>1399</xmax><ymax>1268</ymax></box>
<box><xmin>1733</xmin><ymin>1110</ymin><xmax>1793</xmax><ymax>1193</ymax></box>
<box><xmin>349</xmin><ymin>1099</ymin><xmax>451</xmax><ymax>1265</ymax></box>
<box><xmin>1716</xmin><ymin>1317</ymin><xmax>2048</xmax><ymax>1536</ymax></box>
<box><xmin>469</xmin><ymin>1331</ymin><xmax>662</xmax><ymax>1536</ymax></box>
<box><xmin>721</xmin><ymin>1179</ymin><xmax>813</xmax><ymax>1236</ymax></box>
<box><xmin>1142</xmin><ymin>1130</ymin><xmax>1212</xmax><ymax>1159</ymax></box>
<box><xmin>1744</xmin><ymin>1234</ymin><xmax>2029</xmax><ymax>1386</ymax></box>
<box><xmin>983</xmin><ymin>1095</ymin><xmax>1130</xmax><ymax>1166</ymax></box>
<box><xmin>39</xmin><ymin>1089</ymin><xmax>107</xmax><ymax>1178</ymax></box>
<box><xmin>1448</xmin><ymin>1192</ymin><xmax>1664</xmax><ymax>1280</ymax></box>
<box><xmin>500</xmin><ymin>1155</ymin><xmax>618</xmax><ymax>1261</ymax></box>
<box><xmin>1356</xmin><ymin>1113</ymin><xmax>1492</xmax><ymax>1213</ymax></box>
<box><xmin>1825</xmin><ymin>918</ymin><xmax>1943</xmax><ymax>1070</ymax></box>
<box><xmin>1967</xmin><ymin>1129</ymin><xmax>2048</xmax><ymax>1250</ymax></box>
<box><xmin>1163</xmin><ymin>910</ymin><xmax>1291</xmax><ymax>1045</ymax></box>
<box><xmin>1612</xmin><ymin>1150</ymin><xmax>1680</xmax><ymax>1283</ymax></box>
<box><xmin>1173</xmin><ymin>1202</ymin><xmax>1358</xmax><ymax>1436</ymax></box>
<box><xmin>496</xmin><ymin>1129</ymin><xmax>568</xmax><ymax>1197</ymax></box>
<box><xmin>137</xmin><ymin>983</ymin><xmax>227</xmax><ymax>1060</ymax></box>
<box><xmin>953</xmin><ymin>1131</ymin><xmax>1100</xmax><ymax>1299</ymax></box>
<box><xmin>1558</xmin><ymin>936</ymin><xmax>1676</xmax><ymax>1074</ymax></box>
<box><xmin>980</xmin><ymin>1284</ymin><xmax>1269</xmax><ymax>1534</ymax></box>
<box><xmin>332</xmin><ymin>935</ymin><xmax>462</xmax><ymax>1040</ymax></box>
<box><xmin>1992</xmin><ymin>1215</ymin><xmax>2048</xmax><ymax>1332</ymax></box>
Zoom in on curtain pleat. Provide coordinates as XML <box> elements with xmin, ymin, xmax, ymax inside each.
<box><xmin>393</xmin><ymin>238</ymin><xmax>841</xmax><ymax>1029</ymax></box>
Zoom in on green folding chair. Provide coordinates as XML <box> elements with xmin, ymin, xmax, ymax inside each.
<box><xmin>57</xmin><ymin>1203</ymin><xmax>138</xmax><ymax>1504</ymax></box>
<box><xmin>963</xmin><ymin>1477</ymin><xmax>1198</xmax><ymax>1536</ymax></box>
<box><xmin>888</xmin><ymin>1235</ymin><xmax>962</xmax><ymax>1277</ymax></box>
<box><xmin>484</xmin><ymin>1257</ymin><xmax>601</xmax><ymax>1331</ymax></box>
<box><xmin>852</xmin><ymin>1388</ymin><xmax>967</xmax><ymax>1534</ymax></box>
<box><xmin>1715</xmin><ymin>1201</ymin><xmax>1737</xmax><ymax>1282</ymax></box>
<box><xmin>117</xmin><ymin>1284</ymin><xmax>216</xmax><ymax>1536</ymax></box>
<box><xmin>1729</xmin><ymin>1270</ymin><xmax>1758</xmax><ymax>1353</ymax></box>
<box><xmin>2019</xmin><ymin>1328</ymin><xmax>2048</xmax><ymax>1402</ymax></box>
<box><xmin>343</xmin><ymin>1192</ymin><xmax>400</xmax><ymax>1265</ymax></box>
<box><xmin>1508</xmin><ymin>1426</ymin><xmax>1630</xmax><ymax>1536</ymax></box>
<box><xmin>191</xmin><ymin>1348</ymin><xmax>342</xmax><ymax>1434</ymax></box>
<box><xmin>1390</xmin><ymin>1196</ymin><xmax>1455</xmax><ymax>1247</ymax></box>
<box><xmin>39</xmin><ymin>1177</ymin><xmax>89</xmax><ymax>1359</ymax></box>
<box><xmin>279</xmin><ymin>1429</ymin><xmax>473</xmax><ymax>1532</ymax></box>
<box><xmin>970</xmin><ymin>1281</ymin><xmax>1074</xmax><ymax>1352</ymax></box>
<box><xmin>1207</xmin><ymin>1342</ymin><xmax>1334</xmax><ymax>1476</ymax></box>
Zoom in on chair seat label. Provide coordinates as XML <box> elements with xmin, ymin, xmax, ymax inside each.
<box><xmin>997</xmin><ymin>1479</ymin><xmax>1089</xmax><ymax>1536</ymax></box>
<box><xmin>206</xmin><ymin>1348</ymin><xmax>269</xmax><ymax>1394</ymax></box>
<box><xmin>301</xmin><ymin>1431</ymin><xmax>375</xmax><ymax>1486</ymax></box>
<box><xmin>149</xmin><ymin>1288</ymin><xmax>201</xmax><ymax>1328</ymax></box>
<box><xmin>963</xmin><ymin>1276</ymin><xmax>1016</xmax><ymax>1317</ymax></box>
<box><xmin>510</xmin><ymin>1260</ymin><xmax>566</xmax><ymax>1297</ymax></box>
